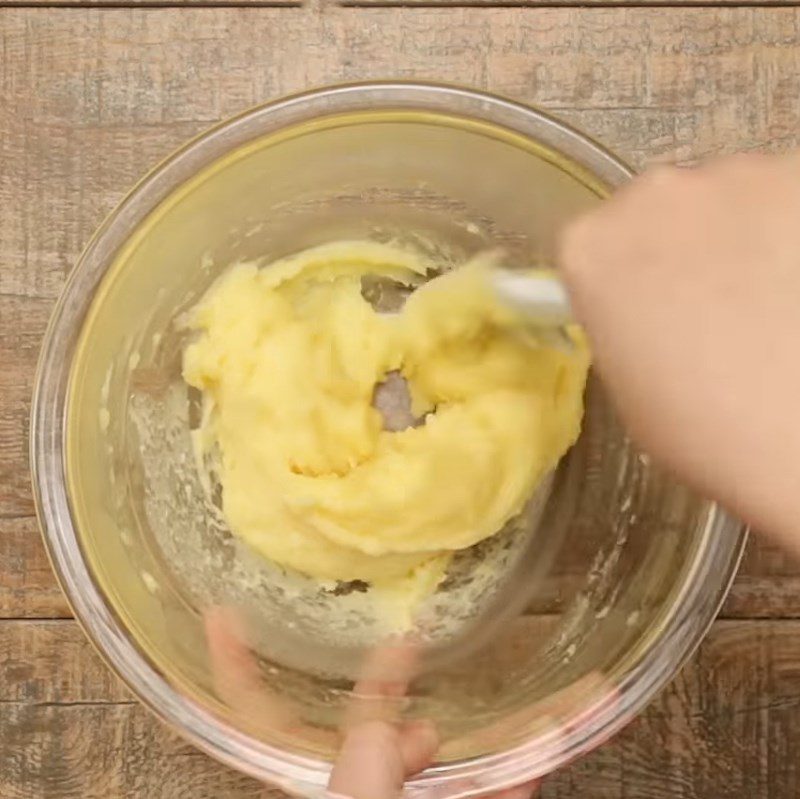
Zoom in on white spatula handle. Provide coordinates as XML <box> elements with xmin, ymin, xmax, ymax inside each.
<box><xmin>492</xmin><ymin>270</ymin><xmax>573</xmax><ymax>327</ymax></box>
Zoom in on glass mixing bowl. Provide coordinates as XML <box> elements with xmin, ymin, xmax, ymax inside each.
<box><xmin>31</xmin><ymin>82</ymin><xmax>746</xmax><ymax>797</ymax></box>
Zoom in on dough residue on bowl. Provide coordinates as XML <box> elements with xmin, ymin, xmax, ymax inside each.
<box><xmin>182</xmin><ymin>240</ymin><xmax>589</xmax><ymax>624</ymax></box>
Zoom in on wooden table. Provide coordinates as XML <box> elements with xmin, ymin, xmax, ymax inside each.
<box><xmin>2</xmin><ymin>3</ymin><xmax>800</xmax><ymax>797</ymax></box>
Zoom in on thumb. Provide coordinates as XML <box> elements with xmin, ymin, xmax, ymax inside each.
<box><xmin>327</xmin><ymin>719</ymin><xmax>438</xmax><ymax>799</ymax></box>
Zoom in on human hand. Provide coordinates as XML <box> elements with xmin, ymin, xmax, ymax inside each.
<box><xmin>559</xmin><ymin>151</ymin><xmax>800</xmax><ymax>553</ymax></box>
<box><xmin>326</xmin><ymin>640</ymin><xmax>441</xmax><ymax>799</ymax></box>
<box><xmin>327</xmin><ymin>713</ymin><xmax>539</xmax><ymax>799</ymax></box>
<box><xmin>204</xmin><ymin>608</ymin><xmax>540</xmax><ymax>799</ymax></box>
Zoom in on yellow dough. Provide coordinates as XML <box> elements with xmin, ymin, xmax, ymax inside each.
<box><xmin>183</xmin><ymin>241</ymin><xmax>589</xmax><ymax>595</ymax></box>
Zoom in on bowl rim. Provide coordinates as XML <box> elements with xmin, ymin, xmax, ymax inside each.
<box><xmin>30</xmin><ymin>80</ymin><xmax>747</xmax><ymax>797</ymax></box>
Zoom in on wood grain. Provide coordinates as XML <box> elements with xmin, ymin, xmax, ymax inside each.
<box><xmin>4</xmin><ymin>618</ymin><xmax>800</xmax><ymax>798</ymax></box>
<box><xmin>346</xmin><ymin>0</ymin><xmax>797</xmax><ymax>6</ymax></box>
<box><xmin>553</xmin><ymin>619</ymin><xmax>800</xmax><ymax>798</ymax></box>
<box><xmin>3</xmin><ymin>5</ymin><xmax>800</xmax><ymax>798</ymax></box>
<box><xmin>3</xmin><ymin>6</ymin><xmax>800</xmax><ymax>617</ymax></box>
<box><xmin>3</xmin><ymin>0</ymin><xmax>298</xmax><ymax>7</ymax></box>
<box><xmin>3</xmin><ymin>7</ymin><xmax>799</xmax><ymax>303</ymax></box>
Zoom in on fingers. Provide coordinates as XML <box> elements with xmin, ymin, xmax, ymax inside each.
<box><xmin>204</xmin><ymin>606</ymin><xmax>264</xmax><ymax>709</ymax></box>
<box><xmin>329</xmin><ymin>721</ymin><xmax>407</xmax><ymax>799</ymax></box>
<box><xmin>397</xmin><ymin>719</ymin><xmax>440</xmax><ymax>775</ymax></box>
<box><xmin>328</xmin><ymin>719</ymin><xmax>439</xmax><ymax>799</ymax></box>
<box><xmin>204</xmin><ymin>607</ymin><xmax>261</xmax><ymax>705</ymax></box>
<box><xmin>203</xmin><ymin>607</ymin><xmax>300</xmax><ymax>738</ymax></box>
<box><xmin>329</xmin><ymin>641</ymin><xmax>439</xmax><ymax>799</ymax></box>
<box><xmin>344</xmin><ymin>640</ymin><xmax>419</xmax><ymax>729</ymax></box>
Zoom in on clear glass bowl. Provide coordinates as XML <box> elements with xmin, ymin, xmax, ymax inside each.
<box><xmin>31</xmin><ymin>82</ymin><xmax>746</xmax><ymax>798</ymax></box>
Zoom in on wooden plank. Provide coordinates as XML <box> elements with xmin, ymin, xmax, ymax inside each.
<box><xmin>0</xmin><ymin>619</ymin><xmax>272</xmax><ymax>797</ymax></box>
<box><xmin>3</xmin><ymin>618</ymin><xmax>800</xmax><ymax>797</ymax></box>
<box><xmin>346</xmin><ymin>0</ymin><xmax>799</xmax><ymax>7</ymax></box>
<box><xmin>0</xmin><ymin>292</ymin><xmax>69</xmax><ymax>617</ymax></box>
<box><xmin>724</xmin><ymin>539</ymin><xmax>800</xmax><ymax>619</ymax></box>
<box><xmin>556</xmin><ymin>619</ymin><xmax>800</xmax><ymax>799</ymax></box>
<box><xmin>3</xmin><ymin>0</ymin><xmax>793</xmax><ymax>9</ymax></box>
<box><xmin>0</xmin><ymin>293</ymin><xmax>71</xmax><ymax>617</ymax></box>
<box><xmin>0</xmin><ymin>619</ymin><xmax>129</xmax><ymax>702</ymax></box>
<box><xmin>0</xmin><ymin>516</ymin><xmax>70</xmax><ymax>619</ymax></box>
<box><xmin>3</xmin><ymin>7</ymin><xmax>800</xmax><ymax>622</ymax></box>
<box><xmin>2</xmin><ymin>6</ymin><xmax>799</xmax><ymax>302</ymax></box>
<box><xmin>0</xmin><ymin>296</ymin><xmax>52</xmax><ymax>519</ymax></box>
<box><xmin>0</xmin><ymin>704</ymin><xmax>272</xmax><ymax>799</ymax></box>
<box><xmin>3</xmin><ymin>0</ymin><xmax>298</xmax><ymax>7</ymax></box>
